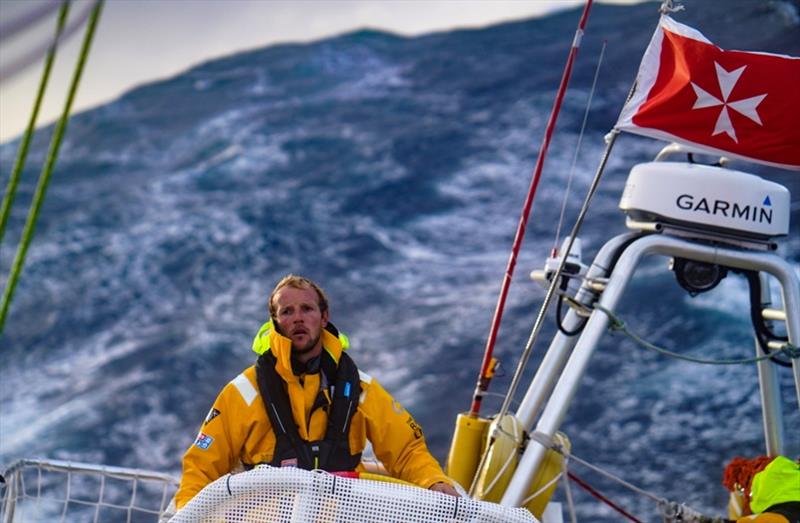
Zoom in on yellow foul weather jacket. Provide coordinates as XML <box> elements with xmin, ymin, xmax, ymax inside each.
<box><xmin>175</xmin><ymin>324</ymin><xmax>451</xmax><ymax>508</ymax></box>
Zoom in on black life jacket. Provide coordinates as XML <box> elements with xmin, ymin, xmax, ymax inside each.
<box><xmin>254</xmin><ymin>326</ymin><xmax>362</xmax><ymax>472</ymax></box>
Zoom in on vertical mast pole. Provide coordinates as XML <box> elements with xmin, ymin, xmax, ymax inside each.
<box><xmin>469</xmin><ymin>0</ymin><xmax>594</xmax><ymax>416</ymax></box>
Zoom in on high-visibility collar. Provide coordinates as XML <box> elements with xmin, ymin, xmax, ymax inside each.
<box><xmin>251</xmin><ymin>320</ymin><xmax>350</xmax><ymax>382</ymax></box>
<box><xmin>750</xmin><ymin>456</ymin><xmax>800</xmax><ymax>514</ymax></box>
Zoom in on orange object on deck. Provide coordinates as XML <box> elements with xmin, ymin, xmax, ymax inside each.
<box><xmin>723</xmin><ymin>456</ymin><xmax>775</xmax><ymax>515</ymax></box>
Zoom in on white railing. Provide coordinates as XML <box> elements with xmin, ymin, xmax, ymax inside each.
<box><xmin>1</xmin><ymin>458</ymin><xmax>179</xmax><ymax>523</ymax></box>
<box><xmin>171</xmin><ymin>466</ymin><xmax>539</xmax><ymax>523</ymax></box>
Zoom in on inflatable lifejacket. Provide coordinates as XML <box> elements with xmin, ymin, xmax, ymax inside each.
<box><xmin>254</xmin><ymin>323</ymin><xmax>362</xmax><ymax>472</ymax></box>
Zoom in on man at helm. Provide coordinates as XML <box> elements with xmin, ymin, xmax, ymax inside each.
<box><xmin>175</xmin><ymin>275</ymin><xmax>457</xmax><ymax>508</ymax></box>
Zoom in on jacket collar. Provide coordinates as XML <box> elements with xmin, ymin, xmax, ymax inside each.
<box><xmin>253</xmin><ymin>321</ymin><xmax>344</xmax><ymax>382</ymax></box>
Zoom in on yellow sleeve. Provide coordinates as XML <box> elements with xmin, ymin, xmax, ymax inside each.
<box><xmin>174</xmin><ymin>380</ymin><xmax>248</xmax><ymax>509</ymax></box>
<box><xmin>360</xmin><ymin>378</ymin><xmax>452</xmax><ymax>489</ymax></box>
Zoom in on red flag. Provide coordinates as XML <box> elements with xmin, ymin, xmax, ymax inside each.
<box><xmin>616</xmin><ymin>16</ymin><xmax>800</xmax><ymax>171</ymax></box>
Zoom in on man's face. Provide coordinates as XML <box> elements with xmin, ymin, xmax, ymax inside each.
<box><xmin>273</xmin><ymin>286</ymin><xmax>329</xmax><ymax>356</ymax></box>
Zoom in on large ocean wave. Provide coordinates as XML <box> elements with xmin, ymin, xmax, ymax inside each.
<box><xmin>2</xmin><ymin>1</ymin><xmax>799</xmax><ymax>520</ymax></box>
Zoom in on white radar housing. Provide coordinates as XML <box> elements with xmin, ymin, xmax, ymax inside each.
<box><xmin>619</xmin><ymin>162</ymin><xmax>790</xmax><ymax>239</ymax></box>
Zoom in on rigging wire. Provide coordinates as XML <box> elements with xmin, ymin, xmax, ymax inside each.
<box><xmin>553</xmin><ymin>40</ymin><xmax>607</xmax><ymax>254</ymax></box>
<box><xmin>479</xmin><ymin>417</ymin><xmax>522</xmax><ymax>496</ymax></box>
<box><xmin>567</xmin><ymin>471</ymin><xmax>644</xmax><ymax>523</ymax></box>
<box><xmin>552</xmin><ymin>42</ymin><xmax>608</xmax><ymax>338</ymax></box>
<box><xmin>493</xmin><ymin>87</ymin><xmax>637</xmax><ymax>428</ymax></box>
<box><xmin>0</xmin><ymin>1</ymin><xmax>70</xmax><ymax>246</ymax></box>
<box><xmin>486</xmin><ymin>65</ymin><xmax>639</xmax><ymax>499</ymax></box>
<box><xmin>529</xmin><ymin>431</ymin><xmax>722</xmax><ymax>523</ymax></box>
<box><xmin>0</xmin><ymin>0</ymin><xmax>104</xmax><ymax>334</ymax></box>
<box><xmin>528</xmin><ymin>431</ymin><xmax>666</xmax><ymax>506</ymax></box>
<box><xmin>519</xmin><ymin>456</ymin><xmax>566</xmax><ymax>506</ymax></box>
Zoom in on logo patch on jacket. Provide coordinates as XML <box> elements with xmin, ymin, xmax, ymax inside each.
<box><xmin>406</xmin><ymin>417</ymin><xmax>423</xmax><ymax>439</ymax></box>
<box><xmin>280</xmin><ymin>458</ymin><xmax>298</xmax><ymax>468</ymax></box>
<box><xmin>194</xmin><ymin>433</ymin><xmax>214</xmax><ymax>450</ymax></box>
<box><xmin>204</xmin><ymin>408</ymin><xmax>221</xmax><ymax>425</ymax></box>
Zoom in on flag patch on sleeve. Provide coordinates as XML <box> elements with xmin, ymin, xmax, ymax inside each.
<box><xmin>194</xmin><ymin>433</ymin><xmax>214</xmax><ymax>450</ymax></box>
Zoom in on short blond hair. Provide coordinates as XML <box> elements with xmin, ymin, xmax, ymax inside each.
<box><xmin>268</xmin><ymin>274</ymin><xmax>329</xmax><ymax>318</ymax></box>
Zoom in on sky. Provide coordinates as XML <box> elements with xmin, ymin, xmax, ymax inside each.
<box><xmin>0</xmin><ymin>0</ymin><xmax>645</xmax><ymax>144</ymax></box>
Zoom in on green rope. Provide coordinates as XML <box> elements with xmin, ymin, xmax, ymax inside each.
<box><xmin>593</xmin><ymin>303</ymin><xmax>800</xmax><ymax>365</ymax></box>
<box><xmin>0</xmin><ymin>1</ymin><xmax>71</xmax><ymax>246</ymax></box>
<box><xmin>0</xmin><ymin>1</ymin><xmax>104</xmax><ymax>335</ymax></box>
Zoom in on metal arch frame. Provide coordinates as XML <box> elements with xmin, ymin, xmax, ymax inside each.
<box><xmin>501</xmin><ymin>233</ymin><xmax>800</xmax><ymax>506</ymax></box>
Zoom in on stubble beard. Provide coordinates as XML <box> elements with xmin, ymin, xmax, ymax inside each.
<box><xmin>292</xmin><ymin>333</ymin><xmax>321</xmax><ymax>356</ymax></box>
